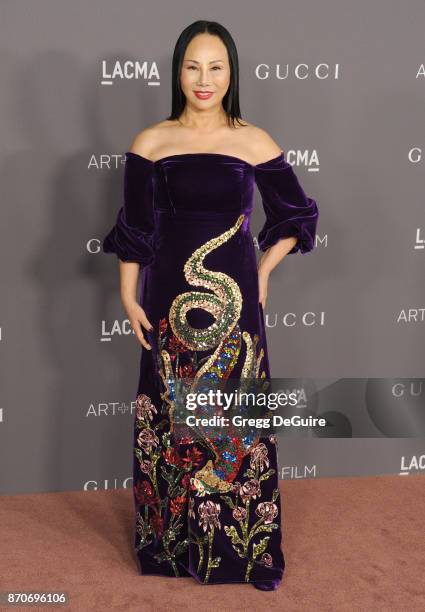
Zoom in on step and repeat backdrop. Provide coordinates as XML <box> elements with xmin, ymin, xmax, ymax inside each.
<box><xmin>1</xmin><ymin>1</ymin><xmax>424</xmax><ymax>494</ymax></box>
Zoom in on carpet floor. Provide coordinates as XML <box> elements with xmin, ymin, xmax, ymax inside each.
<box><xmin>1</xmin><ymin>474</ymin><xmax>424</xmax><ymax>611</ymax></box>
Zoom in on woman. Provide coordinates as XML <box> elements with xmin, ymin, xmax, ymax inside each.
<box><xmin>102</xmin><ymin>20</ymin><xmax>319</xmax><ymax>590</ymax></box>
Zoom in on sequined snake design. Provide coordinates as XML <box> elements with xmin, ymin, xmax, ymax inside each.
<box><xmin>169</xmin><ymin>213</ymin><xmax>244</xmax><ymax>368</ymax></box>
<box><xmin>159</xmin><ymin>214</ymin><xmax>267</xmax><ymax>489</ymax></box>
<box><xmin>161</xmin><ymin>212</ymin><xmax>266</xmax><ymax>388</ymax></box>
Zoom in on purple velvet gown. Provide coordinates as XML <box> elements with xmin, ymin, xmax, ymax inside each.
<box><xmin>102</xmin><ymin>150</ymin><xmax>319</xmax><ymax>590</ymax></box>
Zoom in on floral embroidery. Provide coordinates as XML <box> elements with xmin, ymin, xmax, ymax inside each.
<box><xmin>133</xmin><ymin>392</ymin><xmax>192</xmax><ymax>576</ymax></box>
<box><xmin>139</xmin><ymin>459</ymin><xmax>153</xmax><ymax>474</ymax></box>
<box><xmin>198</xmin><ymin>501</ymin><xmax>221</xmax><ymax>532</ymax></box>
<box><xmin>232</xmin><ymin>506</ymin><xmax>247</xmax><ymax>522</ymax></box>
<box><xmin>137</xmin><ymin>429</ymin><xmax>159</xmax><ymax>452</ymax></box>
<box><xmin>197</xmin><ymin>501</ymin><xmax>222</xmax><ymax>582</ymax></box>
<box><xmin>240</xmin><ymin>478</ymin><xmax>261</xmax><ymax>502</ymax></box>
<box><xmin>250</xmin><ymin>442</ymin><xmax>270</xmax><ymax>472</ymax></box>
<box><xmin>170</xmin><ymin>496</ymin><xmax>187</xmax><ymax>515</ymax></box>
<box><xmin>256</xmin><ymin>501</ymin><xmax>278</xmax><ymax>524</ymax></box>
<box><xmin>132</xmin><ymin>216</ymin><xmax>281</xmax><ymax>584</ymax></box>
<box><xmin>135</xmin><ymin>393</ymin><xmax>157</xmax><ymax>422</ymax></box>
<box><xmin>221</xmin><ymin>442</ymin><xmax>280</xmax><ymax>582</ymax></box>
<box><xmin>261</xmin><ymin>552</ymin><xmax>273</xmax><ymax>567</ymax></box>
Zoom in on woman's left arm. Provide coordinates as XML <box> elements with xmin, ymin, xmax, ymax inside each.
<box><xmin>257</xmin><ymin>237</ymin><xmax>298</xmax><ymax>308</ymax></box>
<box><xmin>253</xmin><ymin>135</ymin><xmax>319</xmax><ymax>309</ymax></box>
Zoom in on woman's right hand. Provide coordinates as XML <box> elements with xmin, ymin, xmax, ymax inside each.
<box><xmin>122</xmin><ymin>299</ymin><xmax>154</xmax><ymax>350</ymax></box>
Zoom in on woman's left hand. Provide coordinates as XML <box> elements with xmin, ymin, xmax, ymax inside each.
<box><xmin>258</xmin><ymin>269</ymin><xmax>269</xmax><ymax>309</ymax></box>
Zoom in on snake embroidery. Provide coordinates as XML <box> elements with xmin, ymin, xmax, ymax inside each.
<box><xmin>158</xmin><ymin>214</ymin><xmax>267</xmax><ymax>488</ymax></box>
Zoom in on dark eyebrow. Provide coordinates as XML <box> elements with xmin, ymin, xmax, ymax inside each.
<box><xmin>184</xmin><ymin>59</ymin><xmax>225</xmax><ymax>64</ymax></box>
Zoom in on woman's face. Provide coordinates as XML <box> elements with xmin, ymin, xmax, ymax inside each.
<box><xmin>180</xmin><ymin>33</ymin><xmax>231</xmax><ymax>110</ymax></box>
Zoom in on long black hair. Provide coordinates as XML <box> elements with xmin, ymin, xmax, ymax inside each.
<box><xmin>166</xmin><ymin>20</ymin><xmax>245</xmax><ymax>127</ymax></box>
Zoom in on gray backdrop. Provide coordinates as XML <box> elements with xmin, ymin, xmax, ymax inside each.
<box><xmin>1</xmin><ymin>1</ymin><xmax>424</xmax><ymax>495</ymax></box>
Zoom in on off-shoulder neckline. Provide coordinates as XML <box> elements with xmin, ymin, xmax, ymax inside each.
<box><xmin>124</xmin><ymin>150</ymin><xmax>284</xmax><ymax>169</ymax></box>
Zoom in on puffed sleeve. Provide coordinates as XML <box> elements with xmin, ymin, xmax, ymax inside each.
<box><xmin>254</xmin><ymin>152</ymin><xmax>319</xmax><ymax>255</ymax></box>
<box><xmin>102</xmin><ymin>152</ymin><xmax>156</xmax><ymax>265</ymax></box>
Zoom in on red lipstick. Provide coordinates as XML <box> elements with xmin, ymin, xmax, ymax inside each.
<box><xmin>194</xmin><ymin>91</ymin><xmax>213</xmax><ymax>100</ymax></box>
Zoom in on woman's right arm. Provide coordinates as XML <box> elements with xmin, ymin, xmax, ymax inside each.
<box><xmin>103</xmin><ymin>129</ymin><xmax>158</xmax><ymax>350</ymax></box>
<box><xmin>119</xmin><ymin>259</ymin><xmax>153</xmax><ymax>350</ymax></box>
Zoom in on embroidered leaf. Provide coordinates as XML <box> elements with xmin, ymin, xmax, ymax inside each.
<box><xmin>188</xmin><ymin>529</ymin><xmax>209</xmax><ymax>547</ymax></box>
<box><xmin>224</xmin><ymin>525</ymin><xmax>244</xmax><ymax>548</ymax></box>
<box><xmin>252</xmin><ymin>523</ymin><xmax>279</xmax><ymax>535</ymax></box>
<box><xmin>168</xmin><ymin>482</ymin><xmax>184</xmax><ymax>498</ymax></box>
<box><xmin>162</xmin><ymin>527</ymin><xmax>177</xmax><ymax>547</ymax></box>
<box><xmin>162</xmin><ymin>432</ymin><xmax>171</xmax><ymax>447</ymax></box>
<box><xmin>160</xmin><ymin>466</ymin><xmax>175</xmax><ymax>484</ymax></box>
<box><xmin>151</xmin><ymin>449</ymin><xmax>161</xmax><ymax>463</ymax></box>
<box><xmin>259</xmin><ymin>469</ymin><xmax>275</xmax><ymax>482</ymax></box>
<box><xmin>210</xmin><ymin>556</ymin><xmax>222</xmax><ymax>568</ymax></box>
<box><xmin>243</xmin><ymin>468</ymin><xmax>256</xmax><ymax>478</ymax></box>
<box><xmin>173</xmin><ymin>539</ymin><xmax>189</xmax><ymax>558</ymax></box>
<box><xmin>154</xmin><ymin>551</ymin><xmax>170</xmax><ymax>563</ymax></box>
<box><xmin>220</xmin><ymin>495</ymin><xmax>236</xmax><ymax>510</ymax></box>
<box><xmin>135</xmin><ymin>517</ymin><xmax>154</xmax><ymax>551</ymax></box>
<box><xmin>172</xmin><ymin>521</ymin><xmax>183</xmax><ymax>538</ymax></box>
<box><xmin>272</xmin><ymin>488</ymin><xmax>279</xmax><ymax>502</ymax></box>
<box><xmin>134</xmin><ymin>448</ymin><xmax>143</xmax><ymax>461</ymax></box>
<box><xmin>135</xmin><ymin>539</ymin><xmax>152</xmax><ymax>551</ymax></box>
<box><xmin>233</xmin><ymin>545</ymin><xmax>247</xmax><ymax>558</ymax></box>
<box><xmin>252</xmin><ymin>536</ymin><xmax>270</xmax><ymax>559</ymax></box>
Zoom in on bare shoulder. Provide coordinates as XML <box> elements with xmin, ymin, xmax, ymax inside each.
<box><xmin>128</xmin><ymin>120</ymin><xmax>175</xmax><ymax>160</ymax></box>
<box><xmin>240</xmin><ymin>122</ymin><xmax>283</xmax><ymax>164</ymax></box>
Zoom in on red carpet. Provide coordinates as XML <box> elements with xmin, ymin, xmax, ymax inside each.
<box><xmin>1</xmin><ymin>474</ymin><xmax>424</xmax><ymax>611</ymax></box>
